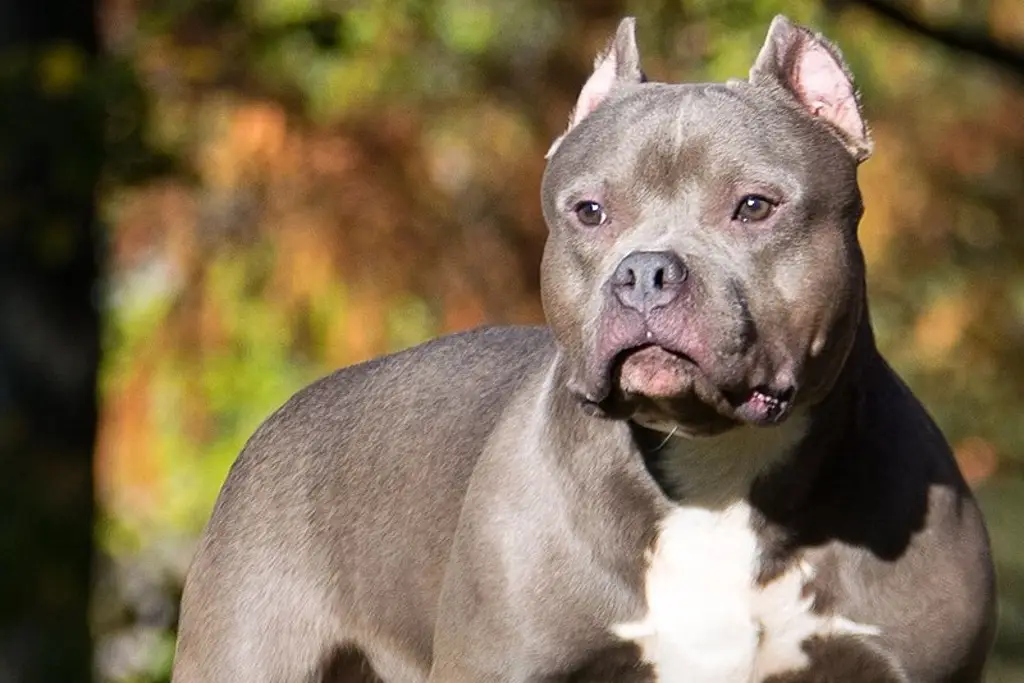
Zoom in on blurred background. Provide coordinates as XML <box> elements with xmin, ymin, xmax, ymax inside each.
<box><xmin>0</xmin><ymin>0</ymin><xmax>1022</xmax><ymax>681</ymax></box>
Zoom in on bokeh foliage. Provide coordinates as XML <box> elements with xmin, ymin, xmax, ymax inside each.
<box><xmin>92</xmin><ymin>0</ymin><xmax>1024</xmax><ymax>681</ymax></box>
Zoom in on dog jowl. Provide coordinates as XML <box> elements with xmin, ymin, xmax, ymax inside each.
<box><xmin>171</xmin><ymin>15</ymin><xmax>996</xmax><ymax>683</ymax></box>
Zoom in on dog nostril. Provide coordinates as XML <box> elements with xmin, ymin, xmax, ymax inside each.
<box><xmin>653</xmin><ymin>268</ymin><xmax>665</xmax><ymax>289</ymax></box>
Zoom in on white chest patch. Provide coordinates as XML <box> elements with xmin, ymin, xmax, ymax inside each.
<box><xmin>612</xmin><ymin>419</ymin><xmax>878</xmax><ymax>683</ymax></box>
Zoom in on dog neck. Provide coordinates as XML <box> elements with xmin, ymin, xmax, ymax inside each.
<box><xmin>631</xmin><ymin>414</ymin><xmax>809</xmax><ymax>510</ymax></box>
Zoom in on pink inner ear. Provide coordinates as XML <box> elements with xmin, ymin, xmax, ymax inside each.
<box><xmin>795</xmin><ymin>44</ymin><xmax>863</xmax><ymax>140</ymax></box>
<box><xmin>571</xmin><ymin>53</ymin><xmax>619</xmax><ymax>127</ymax></box>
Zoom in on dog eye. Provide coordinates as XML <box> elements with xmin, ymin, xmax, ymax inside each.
<box><xmin>733</xmin><ymin>195</ymin><xmax>775</xmax><ymax>223</ymax></box>
<box><xmin>574</xmin><ymin>201</ymin><xmax>607</xmax><ymax>227</ymax></box>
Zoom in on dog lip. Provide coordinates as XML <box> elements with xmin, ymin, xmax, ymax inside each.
<box><xmin>610</xmin><ymin>342</ymin><xmax>704</xmax><ymax>396</ymax></box>
<box><xmin>748</xmin><ymin>384</ymin><xmax>796</xmax><ymax>403</ymax></box>
<box><xmin>580</xmin><ymin>336</ymin><xmax>692</xmax><ymax>405</ymax></box>
<box><xmin>615</xmin><ymin>342</ymin><xmax>697</xmax><ymax>367</ymax></box>
<box><xmin>727</xmin><ymin>384</ymin><xmax>797</xmax><ymax>425</ymax></box>
<box><xmin>611</xmin><ymin>341</ymin><xmax>717</xmax><ymax>403</ymax></box>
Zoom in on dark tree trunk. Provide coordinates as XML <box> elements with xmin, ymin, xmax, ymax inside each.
<box><xmin>0</xmin><ymin>0</ymin><xmax>103</xmax><ymax>681</ymax></box>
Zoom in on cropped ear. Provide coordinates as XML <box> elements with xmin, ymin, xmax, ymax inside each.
<box><xmin>750</xmin><ymin>15</ymin><xmax>872</xmax><ymax>163</ymax></box>
<box><xmin>546</xmin><ymin>17</ymin><xmax>646</xmax><ymax>159</ymax></box>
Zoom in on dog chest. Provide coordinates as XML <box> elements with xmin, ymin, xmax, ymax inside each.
<box><xmin>611</xmin><ymin>500</ymin><xmax>878</xmax><ymax>683</ymax></box>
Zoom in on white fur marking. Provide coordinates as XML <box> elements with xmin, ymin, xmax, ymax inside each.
<box><xmin>752</xmin><ymin>558</ymin><xmax>880</xmax><ymax>681</ymax></box>
<box><xmin>612</xmin><ymin>502</ymin><xmax>762</xmax><ymax>682</ymax></box>
<box><xmin>613</xmin><ymin>416</ymin><xmax>878</xmax><ymax>682</ymax></box>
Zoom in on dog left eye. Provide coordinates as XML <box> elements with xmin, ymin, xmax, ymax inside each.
<box><xmin>733</xmin><ymin>195</ymin><xmax>776</xmax><ymax>223</ymax></box>
<box><xmin>574</xmin><ymin>201</ymin><xmax>608</xmax><ymax>227</ymax></box>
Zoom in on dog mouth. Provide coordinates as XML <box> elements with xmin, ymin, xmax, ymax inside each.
<box><xmin>607</xmin><ymin>344</ymin><xmax>796</xmax><ymax>427</ymax></box>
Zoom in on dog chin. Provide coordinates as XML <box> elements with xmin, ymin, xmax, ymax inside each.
<box><xmin>623</xmin><ymin>392</ymin><xmax>739</xmax><ymax>435</ymax></box>
<box><xmin>632</xmin><ymin>415</ymin><xmax>736</xmax><ymax>439</ymax></box>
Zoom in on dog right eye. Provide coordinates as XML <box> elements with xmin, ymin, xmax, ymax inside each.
<box><xmin>733</xmin><ymin>195</ymin><xmax>776</xmax><ymax>223</ymax></box>
<box><xmin>574</xmin><ymin>201</ymin><xmax>607</xmax><ymax>227</ymax></box>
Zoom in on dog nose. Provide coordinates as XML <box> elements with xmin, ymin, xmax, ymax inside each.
<box><xmin>611</xmin><ymin>250</ymin><xmax>687</xmax><ymax>313</ymax></box>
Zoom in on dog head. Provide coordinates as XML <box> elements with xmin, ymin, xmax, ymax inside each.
<box><xmin>540</xmin><ymin>16</ymin><xmax>871</xmax><ymax>436</ymax></box>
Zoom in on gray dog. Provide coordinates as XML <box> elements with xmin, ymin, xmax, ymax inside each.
<box><xmin>172</xmin><ymin>15</ymin><xmax>997</xmax><ymax>683</ymax></box>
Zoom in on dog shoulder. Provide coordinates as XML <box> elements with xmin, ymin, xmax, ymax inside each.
<box><xmin>207</xmin><ymin>325</ymin><xmax>557</xmax><ymax>536</ymax></box>
<box><xmin>845</xmin><ymin>355</ymin><xmax>997</xmax><ymax>682</ymax></box>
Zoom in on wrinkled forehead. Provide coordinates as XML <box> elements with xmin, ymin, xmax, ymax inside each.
<box><xmin>551</xmin><ymin>82</ymin><xmax>823</xmax><ymax>198</ymax></box>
